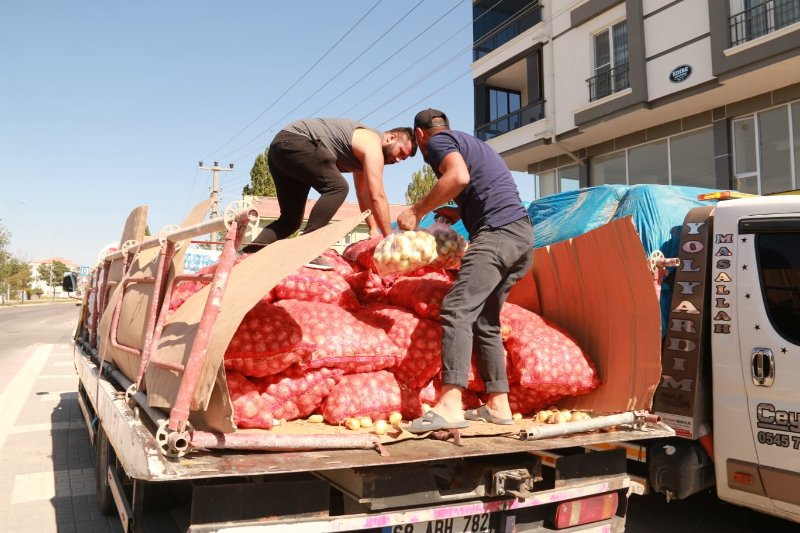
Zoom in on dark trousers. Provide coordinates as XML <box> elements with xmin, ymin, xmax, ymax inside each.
<box><xmin>440</xmin><ymin>216</ymin><xmax>534</xmax><ymax>393</ymax></box>
<box><xmin>241</xmin><ymin>130</ymin><xmax>349</xmax><ymax>253</ymax></box>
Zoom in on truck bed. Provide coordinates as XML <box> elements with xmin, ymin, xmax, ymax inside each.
<box><xmin>74</xmin><ymin>343</ymin><xmax>674</xmax><ymax>482</ymax></box>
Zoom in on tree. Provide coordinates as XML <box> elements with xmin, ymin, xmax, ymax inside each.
<box><xmin>406</xmin><ymin>164</ymin><xmax>438</xmax><ymax>204</ymax></box>
<box><xmin>0</xmin><ymin>222</ymin><xmax>12</xmax><ymax>303</ymax></box>
<box><xmin>37</xmin><ymin>261</ymin><xmax>71</xmax><ymax>298</ymax></box>
<box><xmin>243</xmin><ymin>148</ymin><xmax>277</xmax><ymax>197</ymax></box>
<box><xmin>6</xmin><ymin>256</ymin><xmax>31</xmax><ymax>299</ymax></box>
<box><xmin>144</xmin><ymin>225</ymin><xmax>151</xmax><ymax>236</ymax></box>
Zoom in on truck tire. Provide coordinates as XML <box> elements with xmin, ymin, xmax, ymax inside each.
<box><xmin>95</xmin><ymin>425</ymin><xmax>117</xmax><ymax>515</ymax></box>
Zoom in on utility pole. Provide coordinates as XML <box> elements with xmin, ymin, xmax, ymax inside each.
<box><xmin>198</xmin><ymin>161</ymin><xmax>234</xmax><ymax>220</ymax></box>
<box><xmin>199</xmin><ymin>161</ymin><xmax>234</xmax><ymax>248</ymax></box>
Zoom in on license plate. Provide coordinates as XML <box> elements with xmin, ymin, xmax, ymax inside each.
<box><xmin>382</xmin><ymin>513</ymin><xmax>496</xmax><ymax>533</ymax></box>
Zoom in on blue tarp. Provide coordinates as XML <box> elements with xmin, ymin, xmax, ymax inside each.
<box><xmin>400</xmin><ymin>184</ymin><xmax>723</xmax><ymax>335</ymax></box>
<box><xmin>527</xmin><ymin>184</ymin><xmax>721</xmax><ymax>335</ymax></box>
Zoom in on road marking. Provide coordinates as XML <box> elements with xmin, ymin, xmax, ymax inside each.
<box><xmin>10</xmin><ymin>468</ymin><xmax>95</xmax><ymax>503</ymax></box>
<box><xmin>0</xmin><ymin>344</ymin><xmax>54</xmax><ymax>450</ymax></box>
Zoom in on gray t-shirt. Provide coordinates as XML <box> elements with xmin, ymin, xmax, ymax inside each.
<box><xmin>283</xmin><ymin>118</ymin><xmax>381</xmax><ymax>173</ymax></box>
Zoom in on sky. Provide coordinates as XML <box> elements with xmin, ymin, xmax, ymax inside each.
<box><xmin>1</xmin><ymin>0</ymin><xmax>536</xmax><ymax>267</ymax></box>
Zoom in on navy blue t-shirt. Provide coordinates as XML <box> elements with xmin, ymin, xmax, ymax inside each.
<box><xmin>425</xmin><ymin>130</ymin><xmax>527</xmax><ymax>238</ymax></box>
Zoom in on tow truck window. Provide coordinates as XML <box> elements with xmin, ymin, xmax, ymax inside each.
<box><xmin>757</xmin><ymin>232</ymin><xmax>800</xmax><ymax>345</ymax></box>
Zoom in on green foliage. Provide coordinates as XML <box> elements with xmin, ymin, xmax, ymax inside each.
<box><xmin>405</xmin><ymin>164</ymin><xmax>438</xmax><ymax>204</ymax></box>
<box><xmin>243</xmin><ymin>148</ymin><xmax>277</xmax><ymax>197</ymax></box>
<box><xmin>144</xmin><ymin>225</ymin><xmax>151</xmax><ymax>236</ymax></box>
<box><xmin>33</xmin><ymin>288</ymin><xmax>44</xmax><ymax>298</ymax></box>
<box><xmin>37</xmin><ymin>261</ymin><xmax>71</xmax><ymax>297</ymax></box>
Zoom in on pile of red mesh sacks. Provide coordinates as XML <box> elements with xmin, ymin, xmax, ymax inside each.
<box><xmin>168</xmin><ymin>242</ymin><xmax>601</xmax><ymax>430</ymax></box>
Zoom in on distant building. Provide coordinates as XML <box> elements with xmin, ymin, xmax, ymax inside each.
<box><xmin>471</xmin><ymin>0</ymin><xmax>800</xmax><ymax>197</ymax></box>
<box><xmin>30</xmin><ymin>257</ymin><xmax>79</xmax><ymax>297</ymax></box>
<box><xmin>244</xmin><ymin>197</ymin><xmax>408</xmax><ymax>253</ymax></box>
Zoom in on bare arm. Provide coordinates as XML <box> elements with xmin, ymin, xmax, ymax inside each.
<box><xmin>397</xmin><ymin>152</ymin><xmax>469</xmax><ymax>230</ymax></box>
<box><xmin>353</xmin><ymin>171</ymin><xmax>381</xmax><ymax>237</ymax></box>
<box><xmin>352</xmin><ymin>129</ymin><xmax>392</xmax><ymax>236</ymax></box>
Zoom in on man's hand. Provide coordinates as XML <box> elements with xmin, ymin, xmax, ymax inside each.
<box><xmin>397</xmin><ymin>207</ymin><xmax>419</xmax><ymax>230</ymax></box>
<box><xmin>433</xmin><ymin>206</ymin><xmax>460</xmax><ymax>224</ymax></box>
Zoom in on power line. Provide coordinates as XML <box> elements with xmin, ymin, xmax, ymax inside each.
<box><xmin>343</xmin><ymin>0</ymin><xmax>504</xmax><ymax>118</ymax></box>
<box><xmin>217</xmin><ymin>0</ymin><xmax>427</xmax><ymax>164</ymax></box>
<box><xmin>359</xmin><ymin>0</ymin><xmax>542</xmax><ymax>124</ymax></box>
<box><xmin>307</xmin><ymin>0</ymin><xmax>466</xmax><ymax>118</ymax></box>
<box><xmin>199</xmin><ymin>0</ymin><xmax>384</xmax><ymax>162</ymax></box>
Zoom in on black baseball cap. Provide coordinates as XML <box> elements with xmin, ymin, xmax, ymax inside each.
<box><xmin>414</xmin><ymin>109</ymin><xmax>449</xmax><ymax>129</ymax></box>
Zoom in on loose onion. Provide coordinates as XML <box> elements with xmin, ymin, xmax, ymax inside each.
<box><xmin>389</xmin><ymin>412</ymin><xmax>403</xmax><ymax>426</ymax></box>
<box><xmin>308</xmin><ymin>414</ymin><xmax>324</xmax><ymax>423</ymax></box>
<box><xmin>512</xmin><ymin>413</ymin><xmax>523</xmax><ymax>421</ymax></box>
<box><xmin>359</xmin><ymin>417</ymin><xmax>373</xmax><ymax>428</ymax></box>
<box><xmin>345</xmin><ymin>418</ymin><xmax>361</xmax><ymax>430</ymax></box>
<box><xmin>373</xmin><ymin>420</ymin><xmax>388</xmax><ymax>435</ymax></box>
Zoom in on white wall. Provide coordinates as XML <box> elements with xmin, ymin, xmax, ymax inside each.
<box><xmin>553</xmin><ymin>3</ymin><xmax>628</xmax><ymax>135</ymax></box>
<box><xmin>646</xmin><ymin>37</ymin><xmax>714</xmax><ymax>101</ymax></box>
<box><xmin>644</xmin><ymin>0</ymin><xmax>710</xmax><ymax>58</ymax></box>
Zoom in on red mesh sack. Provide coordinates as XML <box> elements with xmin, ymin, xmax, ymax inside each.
<box><xmin>275</xmin><ymin>300</ymin><xmax>400</xmax><ymax>373</ymax></box>
<box><xmin>274</xmin><ymin>267</ymin><xmax>360</xmax><ymax>311</ymax></box>
<box><xmin>508</xmin><ymin>383</ymin><xmax>563</xmax><ymax>415</ymax></box>
<box><xmin>356</xmin><ymin>303</ymin><xmax>442</xmax><ymax>388</ymax></box>
<box><xmin>254</xmin><ymin>366</ymin><xmax>344</xmax><ymax>422</ymax></box>
<box><xmin>381</xmin><ymin>266</ymin><xmax>456</xmax><ymax>288</ymax></box>
<box><xmin>322</xmin><ymin>249</ymin><xmax>359</xmax><ymax>278</ymax></box>
<box><xmin>168</xmin><ymin>255</ymin><xmax>272</xmax><ymax>317</ymax></box>
<box><xmin>223</xmin><ymin>302</ymin><xmax>315</xmax><ymax>378</ymax></box>
<box><xmin>226</xmin><ymin>372</ymin><xmax>274</xmax><ymax>429</ymax></box>
<box><xmin>387</xmin><ymin>278</ymin><xmax>453</xmax><ymax>321</ymax></box>
<box><xmin>322</xmin><ymin>371</ymin><xmax>402</xmax><ymax>423</ymax></box>
<box><xmin>345</xmin><ymin>271</ymin><xmax>388</xmax><ymax>306</ymax></box>
<box><xmin>501</xmin><ymin>303</ymin><xmax>601</xmax><ymax>397</ymax></box>
<box><xmin>343</xmin><ymin>237</ymin><xmax>383</xmax><ymax>270</ymax></box>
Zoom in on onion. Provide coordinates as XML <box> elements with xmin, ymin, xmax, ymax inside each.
<box><xmin>359</xmin><ymin>417</ymin><xmax>373</xmax><ymax>428</ymax></box>
<box><xmin>373</xmin><ymin>420</ymin><xmax>388</xmax><ymax>435</ymax></box>
<box><xmin>512</xmin><ymin>413</ymin><xmax>522</xmax><ymax>421</ymax></box>
<box><xmin>389</xmin><ymin>412</ymin><xmax>403</xmax><ymax>425</ymax></box>
<box><xmin>536</xmin><ymin>410</ymin><xmax>550</xmax><ymax>423</ymax></box>
<box><xmin>308</xmin><ymin>414</ymin><xmax>324</xmax><ymax>423</ymax></box>
<box><xmin>345</xmin><ymin>418</ymin><xmax>361</xmax><ymax>430</ymax></box>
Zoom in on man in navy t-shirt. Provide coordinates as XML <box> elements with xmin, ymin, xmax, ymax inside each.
<box><xmin>398</xmin><ymin>109</ymin><xmax>534</xmax><ymax>433</ymax></box>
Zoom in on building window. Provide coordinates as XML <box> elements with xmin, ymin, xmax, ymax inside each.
<box><xmin>730</xmin><ymin>0</ymin><xmax>800</xmax><ymax>47</ymax></box>
<box><xmin>489</xmin><ymin>88</ymin><xmax>522</xmax><ymax>123</ymax></box>
<box><xmin>473</xmin><ymin>0</ymin><xmax>542</xmax><ymax>60</ymax></box>
<box><xmin>628</xmin><ymin>139</ymin><xmax>669</xmax><ymax>185</ymax></box>
<box><xmin>590</xmin><ymin>151</ymin><xmax>627</xmax><ymax>185</ymax></box>
<box><xmin>588</xmin><ymin>127</ymin><xmax>716</xmax><ymax>189</ymax></box>
<box><xmin>670</xmin><ymin>128</ymin><xmax>716</xmax><ymax>189</ymax></box>
<box><xmin>732</xmin><ymin>102</ymin><xmax>800</xmax><ymax>195</ymax></box>
<box><xmin>588</xmin><ymin>21</ymin><xmax>629</xmax><ymax>102</ymax></box>
<box><xmin>474</xmin><ymin>49</ymin><xmax>545</xmax><ymax>141</ymax></box>
<box><xmin>534</xmin><ymin>164</ymin><xmax>580</xmax><ymax>198</ymax></box>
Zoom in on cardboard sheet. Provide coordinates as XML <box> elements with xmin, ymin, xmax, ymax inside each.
<box><xmin>97</xmin><ymin>206</ymin><xmax>148</xmax><ymax>374</ymax></box>
<box><xmin>104</xmin><ymin>200</ymin><xmax>212</xmax><ymax>383</ymax></box>
<box><xmin>146</xmin><ymin>213</ymin><xmax>368</xmax><ymax>432</ymax></box>
<box><xmin>528</xmin><ymin>215</ymin><xmax>662</xmax><ymax>413</ymax></box>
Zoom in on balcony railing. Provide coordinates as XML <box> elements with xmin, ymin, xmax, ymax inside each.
<box><xmin>587</xmin><ymin>62</ymin><xmax>629</xmax><ymax>103</ymax></box>
<box><xmin>474</xmin><ymin>100</ymin><xmax>545</xmax><ymax>141</ymax></box>
<box><xmin>730</xmin><ymin>0</ymin><xmax>800</xmax><ymax>47</ymax></box>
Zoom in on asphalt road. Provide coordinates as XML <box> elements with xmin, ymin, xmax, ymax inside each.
<box><xmin>0</xmin><ymin>302</ymin><xmax>79</xmax><ymax>393</ymax></box>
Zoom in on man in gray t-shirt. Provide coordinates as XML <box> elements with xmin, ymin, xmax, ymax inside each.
<box><xmin>241</xmin><ymin>118</ymin><xmax>416</xmax><ymax>269</ymax></box>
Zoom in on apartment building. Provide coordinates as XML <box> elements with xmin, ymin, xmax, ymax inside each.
<box><xmin>471</xmin><ymin>0</ymin><xmax>800</xmax><ymax>197</ymax></box>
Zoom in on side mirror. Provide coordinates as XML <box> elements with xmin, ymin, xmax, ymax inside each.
<box><xmin>62</xmin><ymin>272</ymin><xmax>77</xmax><ymax>293</ymax></box>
